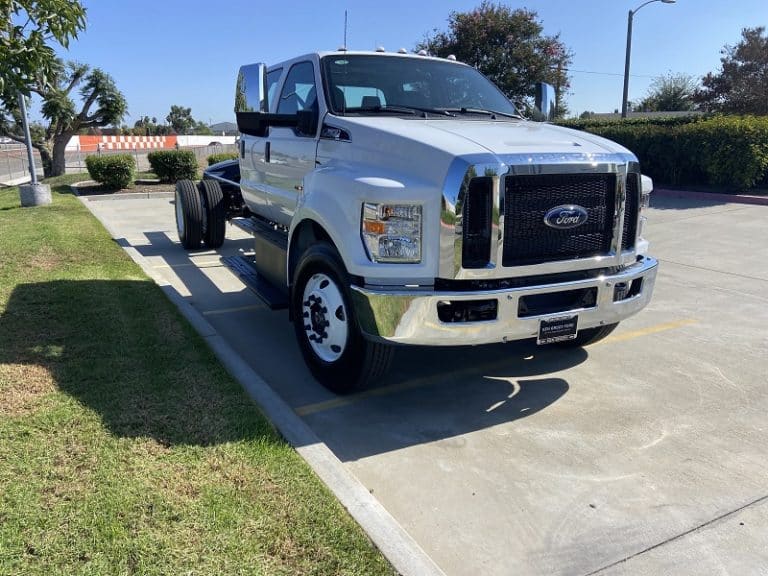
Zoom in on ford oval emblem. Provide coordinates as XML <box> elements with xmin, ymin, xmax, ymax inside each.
<box><xmin>543</xmin><ymin>205</ymin><xmax>589</xmax><ymax>229</ymax></box>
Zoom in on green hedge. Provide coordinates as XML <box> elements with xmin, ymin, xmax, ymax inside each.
<box><xmin>563</xmin><ymin>115</ymin><xmax>768</xmax><ymax>190</ymax></box>
<box><xmin>85</xmin><ymin>154</ymin><xmax>135</xmax><ymax>190</ymax></box>
<box><xmin>558</xmin><ymin>114</ymin><xmax>707</xmax><ymax>130</ymax></box>
<box><xmin>147</xmin><ymin>150</ymin><xmax>198</xmax><ymax>183</ymax></box>
<box><xmin>207</xmin><ymin>152</ymin><xmax>238</xmax><ymax>166</ymax></box>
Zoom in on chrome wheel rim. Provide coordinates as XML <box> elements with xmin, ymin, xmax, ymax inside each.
<box><xmin>175</xmin><ymin>190</ymin><xmax>185</xmax><ymax>236</ymax></box>
<box><xmin>301</xmin><ymin>273</ymin><xmax>348</xmax><ymax>362</ymax></box>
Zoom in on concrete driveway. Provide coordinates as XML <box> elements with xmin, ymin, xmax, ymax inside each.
<box><xmin>83</xmin><ymin>191</ymin><xmax>768</xmax><ymax>576</ymax></box>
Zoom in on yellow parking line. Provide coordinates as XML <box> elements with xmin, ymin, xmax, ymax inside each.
<box><xmin>595</xmin><ymin>318</ymin><xmax>698</xmax><ymax>345</ymax></box>
<box><xmin>294</xmin><ymin>317</ymin><xmax>699</xmax><ymax>417</ymax></box>
<box><xmin>202</xmin><ymin>304</ymin><xmax>263</xmax><ymax>316</ymax></box>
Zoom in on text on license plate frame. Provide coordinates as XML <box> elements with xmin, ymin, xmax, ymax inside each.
<box><xmin>537</xmin><ymin>315</ymin><xmax>578</xmax><ymax>344</ymax></box>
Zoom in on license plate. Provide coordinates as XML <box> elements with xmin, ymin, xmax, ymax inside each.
<box><xmin>537</xmin><ymin>315</ymin><xmax>578</xmax><ymax>344</ymax></box>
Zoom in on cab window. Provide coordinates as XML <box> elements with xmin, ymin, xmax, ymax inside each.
<box><xmin>266</xmin><ymin>68</ymin><xmax>282</xmax><ymax>112</ymax></box>
<box><xmin>277</xmin><ymin>62</ymin><xmax>318</xmax><ymax>116</ymax></box>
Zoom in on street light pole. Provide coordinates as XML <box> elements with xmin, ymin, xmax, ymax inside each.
<box><xmin>621</xmin><ymin>0</ymin><xmax>676</xmax><ymax>119</ymax></box>
<box><xmin>621</xmin><ymin>10</ymin><xmax>634</xmax><ymax>119</ymax></box>
<box><xmin>17</xmin><ymin>93</ymin><xmax>38</xmax><ymax>184</ymax></box>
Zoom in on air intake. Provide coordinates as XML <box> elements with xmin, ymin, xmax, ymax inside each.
<box><xmin>461</xmin><ymin>177</ymin><xmax>493</xmax><ymax>268</ymax></box>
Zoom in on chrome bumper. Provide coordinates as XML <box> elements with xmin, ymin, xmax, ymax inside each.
<box><xmin>351</xmin><ymin>257</ymin><xmax>658</xmax><ymax>346</ymax></box>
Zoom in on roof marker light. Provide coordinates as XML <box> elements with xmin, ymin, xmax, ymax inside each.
<box><xmin>417</xmin><ymin>49</ymin><xmax>428</xmax><ymax>56</ymax></box>
<box><xmin>447</xmin><ymin>54</ymin><xmax>457</xmax><ymax>61</ymax></box>
<box><xmin>398</xmin><ymin>48</ymin><xmax>408</xmax><ymax>54</ymax></box>
<box><xmin>375</xmin><ymin>46</ymin><xmax>386</xmax><ymax>52</ymax></box>
<box><xmin>337</xmin><ymin>45</ymin><xmax>347</xmax><ymax>52</ymax></box>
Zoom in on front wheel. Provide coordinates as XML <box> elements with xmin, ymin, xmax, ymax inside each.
<box><xmin>557</xmin><ymin>323</ymin><xmax>619</xmax><ymax>347</ymax></box>
<box><xmin>292</xmin><ymin>243</ymin><xmax>393</xmax><ymax>394</ymax></box>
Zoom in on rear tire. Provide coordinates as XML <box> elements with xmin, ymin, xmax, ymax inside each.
<box><xmin>175</xmin><ymin>180</ymin><xmax>203</xmax><ymax>250</ymax></box>
<box><xmin>199</xmin><ymin>179</ymin><xmax>226</xmax><ymax>249</ymax></box>
<box><xmin>558</xmin><ymin>323</ymin><xmax>619</xmax><ymax>347</ymax></box>
<box><xmin>292</xmin><ymin>242</ymin><xmax>393</xmax><ymax>394</ymax></box>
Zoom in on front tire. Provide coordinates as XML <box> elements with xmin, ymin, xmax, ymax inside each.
<box><xmin>175</xmin><ymin>180</ymin><xmax>203</xmax><ymax>250</ymax></box>
<box><xmin>292</xmin><ymin>243</ymin><xmax>393</xmax><ymax>394</ymax></box>
<box><xmin>558</xmin><ymin>323</ymin><xmax>619</xmax><ymax>347</ymax></box>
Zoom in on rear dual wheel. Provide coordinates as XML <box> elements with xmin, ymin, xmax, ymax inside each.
<box><xmin>174</xmin><ymin>179</ymin><xmax>226</xmax><ymax>250</ymax></box>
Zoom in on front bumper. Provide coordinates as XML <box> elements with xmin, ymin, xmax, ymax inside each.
<box><xmin>350</xmin><ymin>256</ymin><xmax>658</xmax><ymax>345</ymax></box>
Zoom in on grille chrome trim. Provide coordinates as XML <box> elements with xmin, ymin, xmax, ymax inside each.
<box><xmin>439</xmin><ymin>152</ymin><xmax>640</xmax><ymax>280</ymax></box>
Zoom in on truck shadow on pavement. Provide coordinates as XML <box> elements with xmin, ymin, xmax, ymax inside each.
<box><xmin>308</xmin><ymin>343</ymin><xmax>582</xmax><ymax>461</ymax></box>
<box><xmin>106</xmin><ymin>228</ymin><xmax>588</xmax><ymax>460</ymax></box>
<box><xmin>0</xmin><ymin>279</ymin><xmax>269</xmax><ymax>447</ymax></box>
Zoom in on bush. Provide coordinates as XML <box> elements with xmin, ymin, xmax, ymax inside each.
<box><xmin>207</xmin><ymin>152</ymin><xmax>238</xmax><ymax>166</ymax></box>
<box><xmin>147</xmin><ymin>150</ymin><xmax>198</xmax><ymax>183</ymax></box>
<box><xmin>557</xmin><ymin>114</ymin><xmax>707</xmax><ymax>130</ymax></box>
<box><xmin>565</xmin><ymin>115</ymin><xmax>768</xmax><ymax>190</ymax></box>
<box><xmin>85</xmin><ymin>154</ymin><xmax>136</xmax><ymax>190</ymax></box>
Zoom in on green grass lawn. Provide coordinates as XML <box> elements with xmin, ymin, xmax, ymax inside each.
<box><xmin>0</xmin><ymin>175</ymin><xmax>393</xmax><ymax>575</ymax></box>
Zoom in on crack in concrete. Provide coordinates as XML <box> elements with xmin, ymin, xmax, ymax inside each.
<box><xmin>584</xmin><ymin>493</ymin><xmax>768</xmax><ymax>575</ymax></box>
<box><xmin>659</xmin><ymin>258</ymin><xmax>768</xmax><ymax>283</ymax></box>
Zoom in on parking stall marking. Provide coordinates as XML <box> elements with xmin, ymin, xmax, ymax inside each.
<box><xmin>202</xmin><ymin>304</ymin><xmax>265</xmax><ymax>316</ymax></box>
<box><xmin>294</xmin><ymin>317</ymin><xmax>699</xmax><ymax>417</ymax></box>
<box><xmin>152</xmin><ymin>260</ymin><xmax>224</xmax><ymax>269</ymax></box>
<box><xmin>593</xmin><ymin>318</ymin><xmax>698</xmax><ymax>346</ymax></box>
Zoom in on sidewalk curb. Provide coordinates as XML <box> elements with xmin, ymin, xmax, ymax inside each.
<box><xmin>654</xmin><ymin>188</ymin><xmax>768</xmax><ymax>207</ymax></box>
<box><xmin>70</xmin><ymin>183</ymin><xmax>174</xmax><ymax>201</ymax></box>
<box><xmin>79</xmin><ymin>196</ymin><xmax>446</xmax><ymax>576</ymax></box>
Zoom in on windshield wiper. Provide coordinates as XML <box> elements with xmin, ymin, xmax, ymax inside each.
<box><xmin>348</xmin><ymin>105</ymin><xmax>455</xmax><ymax>117</ymax></box>
<box><xmin>442</xmin><ymin>107</ymin><xmax>523</xmax><ymax>120</ymax></box>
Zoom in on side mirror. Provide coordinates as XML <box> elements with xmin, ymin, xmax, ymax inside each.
<box><xmin>235</xmin><ymin>63</ymin><xmax>299</xmax><ymax>136</ymax></box>
<box><xmin>534</xmin><ymin>82</ymin><xmax>556</xmax><ymax>122</ymax></box>
<box><xmin>297</xmin><ymin>109</ymin><xmax>318</xmax><ymax>136</ymax></box>
<box><xmin>235</xmin><ymin>63</ymin><xmax>268</xmax><ymax>114</ymax></box>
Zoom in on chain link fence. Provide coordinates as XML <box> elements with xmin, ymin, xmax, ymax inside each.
<box><xmin>0</xmin><ymin>143</ymin><xmax>44</xmax><ymax>186</ymax></box>
<box><xmin>0</xmin><ymin>142</ymin><xmax>238</xmax><ymax>185</ymax></box>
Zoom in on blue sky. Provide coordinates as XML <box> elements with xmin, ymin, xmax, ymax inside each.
<box><xmin>48</xmin><ymin>0</ymin><xmax>767</xmax><ymax>124</ymax></box>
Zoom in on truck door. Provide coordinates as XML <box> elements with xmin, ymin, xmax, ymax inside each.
<box><xmin>265</xmin><ymin>60</ymin><xmax>319</xmax><ymax>226</ymax></box>
<box><xmin>241</xmin><ymin>67</ymin><xmax>283</xmax><ymax>218</ymax></box>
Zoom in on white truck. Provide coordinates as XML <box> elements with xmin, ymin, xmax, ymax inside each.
<box><xmin>173</xmin><ymin>50</ymin><xmax>658</xmax><ymax>393</ymax></box>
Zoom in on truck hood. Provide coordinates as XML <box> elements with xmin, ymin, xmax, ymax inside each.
<box><xmin>336</xmin><ymin>116</ymin><xmax>634</xmax><ymax>160</ymax></box>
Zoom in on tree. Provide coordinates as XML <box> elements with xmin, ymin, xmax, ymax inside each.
<box><xmin>166</xmin><ymin>105</ymin><xmax>195</xmax><ymax>134</ymax></box>
<box><xmin>418</xmin><ymin>2</ymin><xmax>572</xmax><ymax>117</ymax></box>
<box><xmin>638</xmin><ymin>73</ymin><xmax>698</xmax><ymax>112</ymax></box>
<box><xmin>0</xmin><ymin>0</ymin><xmax>86</xmax><ymax>98</ymax></box>
<box><xmin>694</xmin><ymin>27</ymin><xmax>768</xmax><ymax>114</ymax></box>
<box><xmin>0</xmin><ymin>59</ymin><xmax>127</xmax><ymax>177</ymax></box>
<box><xmin>192</xmin><ymin>120</ymin><xmax>212</xmax><ymax>136</ymax></box>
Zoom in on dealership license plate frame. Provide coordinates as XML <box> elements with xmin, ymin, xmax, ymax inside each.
<box><xmin>537</xmin><ymin>315</ymin><xmax>578</xmax><ymax>345</ymax></box>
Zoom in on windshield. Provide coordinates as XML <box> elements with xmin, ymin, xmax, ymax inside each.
<box><xmin>321</xmin><ymin>55</ymin><xmax>519</xmax><ymax>117</ymax></box>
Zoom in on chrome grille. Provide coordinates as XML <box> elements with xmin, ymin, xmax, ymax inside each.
<box><xmin>502</xmin><ymin>173</ymin><xmax>616</xmax><ymax>266</ymax></box>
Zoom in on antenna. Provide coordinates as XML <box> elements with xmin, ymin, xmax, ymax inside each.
<box><xmin>343</xmin><ymin>10</ymin><xmax>348</xmax><ymax>49</ymax></box>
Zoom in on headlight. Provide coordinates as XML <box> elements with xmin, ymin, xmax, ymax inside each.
<box><xmin>361</xmin><ymin>203</ymin><xmax>422</xmax><ymax>263</ymax></box>
<box><xmin>639</xmin><ymin>174</ymin><xmax>653</xmax><ymax>237</ymax></box>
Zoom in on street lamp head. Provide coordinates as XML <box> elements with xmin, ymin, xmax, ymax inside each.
<box><xmin>662</xmin><ymin>0</ymin><xmax>676</xmax><ymax>3</ymax></box>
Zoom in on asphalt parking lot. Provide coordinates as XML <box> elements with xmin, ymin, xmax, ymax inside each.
<box><xmin>84</xmin><ymin>192</ymin><xmax>768</xmax><ymax>576</ymax></box>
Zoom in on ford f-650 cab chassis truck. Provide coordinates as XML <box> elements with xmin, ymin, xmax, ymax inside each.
<box><xmin>173</xmin><ymin>50</ymin><xmax>658</xmax><ymax>394</ymax></box>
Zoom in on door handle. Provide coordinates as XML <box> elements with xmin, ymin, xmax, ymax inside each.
<box><xmin>265</xmin><ymin>141</ymin><xmax>270</xmax><ymax>163</ymax></box>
